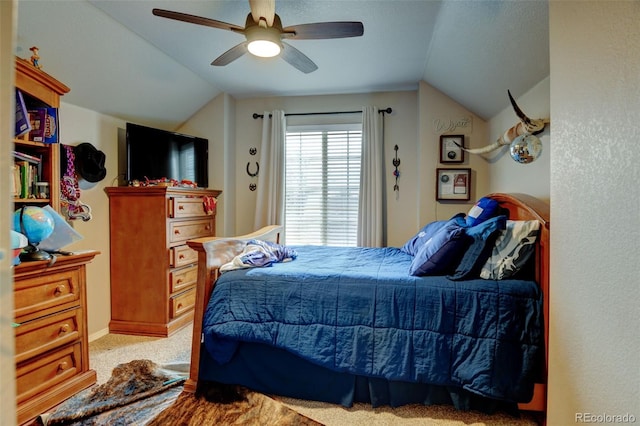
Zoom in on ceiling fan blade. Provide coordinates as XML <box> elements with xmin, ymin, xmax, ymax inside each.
<box><xmin>249</xmin><ymin>0</ymin><xmax>275</xmax><ymax>26</ymax></box>
<box><xmin>152</xmin><ymin>9</ymin><xmax>244</xmax><ymax>33</ymax></box>
<box><xmin>211</xmin><ymin>42</ymin><xmax>249</xmax><ymax>66</ymax></box>
<box><xmin>281</xmin><ymin>42</ymin><xmax>318</xmax><ymax>74</ymax></box>
<box><xmin>283</xmin><ymin>22</ymin><xmax>364</xmax><ymax>39</ymax></box>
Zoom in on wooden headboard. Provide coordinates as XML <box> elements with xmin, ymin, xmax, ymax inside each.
<box><xmin>486</xmin><ymin>193</ymin><xmax>550</xmax><ymax>414</ymax></box>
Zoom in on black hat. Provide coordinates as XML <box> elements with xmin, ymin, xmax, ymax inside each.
<box><xmin>74</xmin><ymin>143</ymin><xmax>107</xmax><ymax>183</ymax></box>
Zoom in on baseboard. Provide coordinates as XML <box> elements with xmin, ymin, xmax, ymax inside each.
<box><xmin>88</xmin><ymin>327</ymin><xmax>110</xmax><ymax>342</ymax></box>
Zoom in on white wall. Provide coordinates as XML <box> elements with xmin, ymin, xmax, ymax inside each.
<box><xmin>488</xmin><ymin>77</ymin><xmax>550</xmax><ymax>201</ymax></box>
<box><xmin>58</xmin><ymin>103</ymin><xmax>125</xmax><ymax>338</ymax></box>
<box><xmin>177</xmin><ymin>93</ymin><xmax>234</xmax><ymax>237</ymax></box>
<box><xmin>547</xmin><ymin>2</ymin><xmax>640</xmax><ymax>424</ymax></box>
<box><xmin>418</xmin><ymin>81</ymin><xmax>490</xmax><ymax>223</ymax></box>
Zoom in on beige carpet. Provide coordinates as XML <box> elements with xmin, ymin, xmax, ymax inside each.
<box><xmin>89</xmin><ymin>325</ymin><xmax>541</xmax><ymax>426</ymax></box>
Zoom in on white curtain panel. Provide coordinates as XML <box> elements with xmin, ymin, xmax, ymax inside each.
<box><xmin>358</xmin><ymin>106</ymin><xmax>384</xmax><ymax>247</ymax></box>
<box><xmin>254</xmin><ymin>110</ymin><xmax>286</xmax><ymax>230</ymax></box>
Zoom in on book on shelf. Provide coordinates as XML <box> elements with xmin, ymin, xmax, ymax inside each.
<box><xmin>15</xmin><ymin>89</ymin><xmax>32</xmax><ymax>138</ymax></box>
<box><xmin>15</xmin><ymin>160</ymin><xmax>39</xmax><ymax>199</ymax></box>
<box><xmin>18</xmin><ymin>161</ymin><xmax>29</xmax><ymax>198</ymax></box>
<box><xmin>43</xmin><ymin>107</ymin><xmax>59</xmax><ymax>144</ymax></box>
<box><xmin>13</xmin><ymin>150</ymin><xmax>42</xmax><ymax>164</ymax></box>
<box><xmin>25</xmin><ymin>107</ymin><xmax>59</xmax><ymax>144</ymax></box>
<box><xmin>28</xmin><ymin>109</ymin><xmax>47</xmax><ymax>142</ymax></box>
<box><xmin>11</xmin><ymin>164</ymin><xmax>20</xmax><ymax>197</ymax></box>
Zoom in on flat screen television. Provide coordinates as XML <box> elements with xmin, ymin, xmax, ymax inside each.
<box><xmin>126</xmin><ymin>122</ymin><xmax>208</xmax><ymax>187</ymax></box>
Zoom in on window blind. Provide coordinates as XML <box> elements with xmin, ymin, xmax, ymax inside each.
<box><xmin>285</xmin><ymin>126</ymin><xmax>362</xmax><ymax>246</ymax></box>
<box><xmin>178</xmin><ymin>141</ymin><xmax>195</xmax><ymax>182</ymax></box>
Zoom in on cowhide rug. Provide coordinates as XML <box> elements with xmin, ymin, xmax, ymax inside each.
<box><xmin>37</xmin><ymin>359</ymin><xmax>322</xmax><ymax>426</ymax></box>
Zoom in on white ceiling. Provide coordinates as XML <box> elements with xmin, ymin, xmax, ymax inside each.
<box><xmin>16</xmin><ymin>0</ymin><xmax>549</xmax><ymax>130</ymax></box>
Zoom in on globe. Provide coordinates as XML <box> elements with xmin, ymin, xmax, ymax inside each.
<box><xmin>14</xmin><ymin>206</ymin><xmax>55</xmax><ymax>244</ymax></box>
<box><xmin>510</xmin><ymin>134</ymin><xmax>543</xmax><ymax>164</ymax></box>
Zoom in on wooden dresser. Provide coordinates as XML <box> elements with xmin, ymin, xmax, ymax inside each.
<box><xmin>13</xmin><ymin>251</ymin><xmax>99</xmax><ymax>425</ymax></box>
<box><xmin>105</xmin><ymin>186</ymin><xmax>221</xmax><ymax>337</ymax></box>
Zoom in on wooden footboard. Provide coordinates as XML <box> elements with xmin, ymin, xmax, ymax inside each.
<box><xmin>184</xmin><ymin>225</ymin><xmax>283</xmax><ymax>393</ymax></box>
<box><xmin>184</xmin><ymin>193</ymin><xmax>549</xmax><ymax>421</ymax></box>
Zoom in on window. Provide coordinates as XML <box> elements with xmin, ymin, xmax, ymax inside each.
<box><xmin>285</xmin><ymin>125</ymin><xmax>362</xmax><ymax>246</ymax></box>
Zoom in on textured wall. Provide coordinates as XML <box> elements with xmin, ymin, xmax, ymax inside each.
<box><xmin>548</xmin><ymin>1</ymin><xmax>640</xmax><ymax>424</ymax></box>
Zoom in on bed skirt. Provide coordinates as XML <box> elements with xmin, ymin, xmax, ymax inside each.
<box><xmin>198</xmin><ymin>342</ymin><xmax>520</xmax><ymax>415</ymax></box>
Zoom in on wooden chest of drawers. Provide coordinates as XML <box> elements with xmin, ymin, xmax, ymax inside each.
<box><xmin>13</xmin><ymin>251</ymin><xmax>99</xmax><ymax>425</ymax></box>
<box><xmin>106</xmin><ymin>187</ymin><xmax>221</xmax><ymax>337</ymax></box>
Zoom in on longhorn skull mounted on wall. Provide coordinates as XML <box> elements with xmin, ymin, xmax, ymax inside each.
<box><xmin>457</xmin><ymin>90</ymin><xmax>549</xmax><ymax>164</ymax></box>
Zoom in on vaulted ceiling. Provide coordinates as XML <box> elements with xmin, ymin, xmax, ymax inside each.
<box><xmin>16</xmin><ymin>1</ymin><xmax>549</xmax><ymax>130</ymax></box>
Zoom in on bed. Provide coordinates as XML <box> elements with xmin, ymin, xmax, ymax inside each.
<box><xmin>184</xmin><ymin>193</ymin><xmax>549</xmax><ymax>418</ymax></box>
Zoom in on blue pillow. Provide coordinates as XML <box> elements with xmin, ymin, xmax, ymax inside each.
<box><xmin>401</xmin><ymin>213</ymin><xmax>464</xmax><ymax>256</ymax></box>
<box><xmin>448</xmin><ymin>215</ymin><xmax>507</xmax><ymax>280</ymax></box>
<box><xmin>409</xmin><ymin>216</ymin><xmax>469</xmax><ymax>276</ymax></box>
<box><xmin>466</xmin><ymin>197</ymin><xmax>500</xmax><ymax>226</ymax></box>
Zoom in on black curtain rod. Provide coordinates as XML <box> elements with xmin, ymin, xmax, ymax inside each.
<box><xmin>252</xmin><ymin>107</ymin><xmax>392</xmax><ymax>119</ymax></box>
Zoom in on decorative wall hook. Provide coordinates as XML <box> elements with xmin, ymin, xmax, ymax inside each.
<box><xmin>392</xmin><ymin>145</ymin><xmax>400</xmax><ymax>191</ymax></box>
<box><xmin>246</xmin><ymin>161</ymin><xmax>259</xmax><ymax>177</ymax></box>
<box><xmin>249</xmin><ymin>183</ymin><xmax>257</xmax><ymax>191</ymax></box>
<box><xmin>249</xmin><ymin>147</ymin><xmax>257</xmax><ymax>156</ymax></box>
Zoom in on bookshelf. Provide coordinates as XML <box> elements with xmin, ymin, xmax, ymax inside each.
<box><xmin>13</xmin><ymin>57</ymin><xmax>69</xmax><ymax>213</ymax></box>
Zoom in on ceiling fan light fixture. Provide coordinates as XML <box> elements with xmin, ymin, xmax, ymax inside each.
<box><xmin>248</xmin><ymin>39</ymin><xmax>281</xmax><ymax>57</ymax></box>
<box><xmin>246</xmin><ymin>25</ymin><xmax>282</xmax><ymax>58</ymax></box>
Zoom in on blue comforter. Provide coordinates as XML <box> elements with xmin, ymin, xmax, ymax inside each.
<box><xmin>202</xmin><ymin>245</ymin><xmax>543</xmax><ymax>403</ymax></box>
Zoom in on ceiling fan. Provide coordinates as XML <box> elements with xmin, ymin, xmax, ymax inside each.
<box><xmin>152</xmin><ymin>0</ymin><xmax>364</xmax><ymax>74</ymax></box>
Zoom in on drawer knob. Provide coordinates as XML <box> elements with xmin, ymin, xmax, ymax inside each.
<box><xmin>59</xmin><ymin>324</ymin><xmax>70</xmax><ymax>335</ymax></box>
<box><xmin>174</xmin><ymin>229</ymin><xmax>181</xmax><ymax>235</ymax></box>
<box><xmin>176</xmin><ymin>278</ymin><xmax>183</xmax><ymax>284</ymax></box>
<box><xmin>57</xmin><ymin>361</ymin><xmax>70</xmax><ymax>373</ymax></box>
<box><xmin>179</xmin><ymin>254</ymin><xmax>185</xmax><ymax>259</ymax></box>
<box><xmin>205</xmin><ymin>225</ymin><xmax>211</xmax><ymax>231</ymax></box>
<box><xmin>177</xmin><ymin>303</ymin><xmax>183</xmax><ymax>310</ymax></box>
<box><xmin>178</xmin><ymin>205</ymin><xmax>184</xmax><ymax>210</ymax></box>
<box><xmin>53</xmin><ymin>285</ymin><xmax>66</xmax><ymax>297</ymax></box>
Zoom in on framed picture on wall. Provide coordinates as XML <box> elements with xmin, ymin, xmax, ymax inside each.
<box><xmin>436</xmin><ymin>168</ymin><xmax>471</xmax><ymax>201</ymax></box>
<box><xmin>439</xmin><ymin>134</ymin><xmax>465</xmax><ymax>163</ymax></box>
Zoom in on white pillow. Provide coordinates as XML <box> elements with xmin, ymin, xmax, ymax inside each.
<box><xmin>479</xmin><ymin>220</ymin><xmax>540</xmax><ymax>280</ymax></box>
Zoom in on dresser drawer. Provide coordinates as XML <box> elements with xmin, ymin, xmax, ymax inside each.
<box><xmin>14</xmin><ymin>268</ymin><xmax>81</xmax><ymax>322</ymax></box>
<box><xmin>169</xmin><ymin>245</ymin><xmax>198</xmax><ymax>268</ymax></box>
<box><xmin>15</xmin><ymin>308</ymin><xmax>82</xmax><ymax>364</ymax></box>
<box><xmin>16</xmin><ymin>342</ymin><xmax>83</xmax><ymax>405</ymax></box>
<box><xmin>169</xmin><ymin>197</ymin><xmax>214</xmax><ymax>218</ymax></box>
<box><xmin>169</xmin><ymin>264</ymin><xmax>198</xmax><ymax>293</ymax></box>
<box><xmin>169</xmin><ymin>218</ymin><xmax>213</xmax><ymax>244</ymax></box>
<box><xmin>170</xmin><ymin>288</ymin><xmax>196</xmax><ymax>319</ymax></box>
